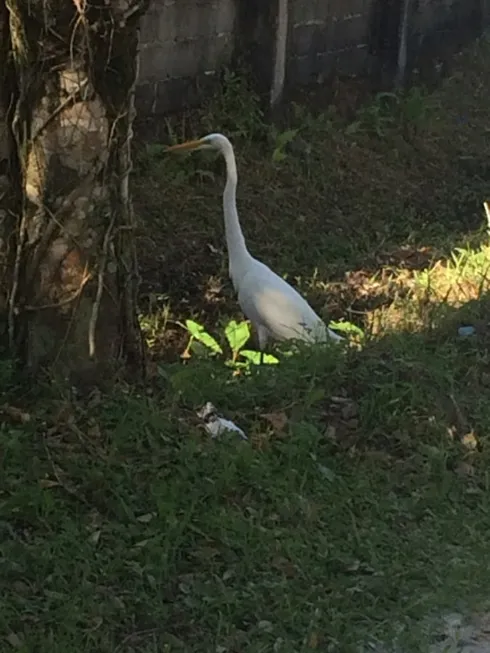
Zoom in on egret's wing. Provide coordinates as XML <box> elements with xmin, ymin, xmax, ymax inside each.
<box><xmin>237</xmin><ymin>264</ymin><xmax>326</xmax><ymax>343</ymax></box>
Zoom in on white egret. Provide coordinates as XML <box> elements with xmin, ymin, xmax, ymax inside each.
<box><xmin>166</xmin><ymin>133</ymin><xmax>342</xmax><ymax>352</ymax></box>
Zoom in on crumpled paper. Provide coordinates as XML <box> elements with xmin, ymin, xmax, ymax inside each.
<box><xmin>196</xmin><ymin>402</ymin><xmax>247</xmax><ymax>440</ymax></box>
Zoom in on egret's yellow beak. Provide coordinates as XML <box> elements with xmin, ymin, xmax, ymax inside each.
<box><xmin>165</xmin><ymin>138</ymin><xmax>205</xmax><ymax>152</ymax></box>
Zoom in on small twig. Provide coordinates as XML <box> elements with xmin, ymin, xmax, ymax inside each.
<box><xmin>449</xmin><ymin>393</ymin><xmax>469</xmax><ymax>436</ymax></box>
<box><xmin>8</xmin><ymin>210</ymin><xmax>27</xmax><ymax>351</ymax></box>
<box><xmin>42</xmin><ymin>433</ymin><xmax>90</xmax><ymax>507</ymax></box>
<box><xmin>70</xmin><ymin>0</ymin><xmax>88</xmax><ymax>73</ymax></box>
<box><xmin>88</xmin><ymin>214</ymin><xmax>115</xmax><ymax>358</ymax></box>
<box><xmin>66</xmin><ymin>421</ymin><xmax>108</xmax><ymax>461</ymax></box>
<box><xmin>30</xmin><ymin>79</ymin><xmax>88</xmax><ymax>142</ymax></box>
<box><xmin>24</xmin><ymin>160</ymin><xmax>105</xmax><ymax>289</ymax></box>
<box><xmin>483</xmin><ymin>201</ymin><xmax>490</xmax><ymax>236</ymax></box>
<box><xmin>120</xmin><ymin>1</ymin><xmax>149</xmax><ymax>24</ymax></box>
<box><xmin>114</xmin><ymin>628</ymin><xmax>164</xmax><ymax>653</ymax></box>
<box><xmin>24</xmin><ymin>264</ymin><xmax>91</xmax><ymax>311</ymax></box>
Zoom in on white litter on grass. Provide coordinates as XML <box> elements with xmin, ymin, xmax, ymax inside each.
<box><xmin>196</xmin><ymin>402</ymin><xmax>247</xmax><ymax>440</ymax></box>
<box><xmin>360</xmin><ymin>611</ymin><xmax>490</xmax><ymax>653</ymax></box>
<box><xmin>458</xmin><ymin>325</ymin><xmax>476</xmax><ymax>338</ymax></box>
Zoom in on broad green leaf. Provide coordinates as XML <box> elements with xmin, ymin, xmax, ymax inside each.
<box><xmin>277</xmin><ymin>128</ymin><xmax>299</xmax><ymax>146</ymax></box>
<box><xmin>225</xmin><ymin>320</ymin><xmax>250</xmax><ymax>353</ymax></box>
<box><xmin>240</xmin><ymin>350</ymin><xmax>279</xmax><ymax>365</ymax></box>
<box><xmin>185</xmin><ymin>320</ymin><xmax>223</xmax><ymax>354</ymax></box>
<box><xmin>328</xmin><ymin>320</ymin><xmax>364</xmax><ymax>338</ymax></box>
<box><xmin>345</xmin><ymin>120</ymin><xmax>361</xmax><ymax>135</ymax></box>
<box><xmin>190</xmin><ymin>340</ymin><xmax>216</xmax><ymax>358</ymax></box>
<box><xmin>272</xmin><ymin>148</ymin><xmax>287</xmax><ymax>163</ymax></box>
<box><xmin>306</xmin><ymin>386</ymin><xmax>326</xmax><ymax>406</ymax></box>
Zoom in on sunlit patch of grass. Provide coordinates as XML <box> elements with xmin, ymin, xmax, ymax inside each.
<box><xmin>368</xmin><ymin>243</ymin><xmax>490</xmax><ymax>335</ymax></box>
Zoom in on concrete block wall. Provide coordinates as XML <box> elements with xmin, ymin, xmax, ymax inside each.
<box><xmin>137</xmin><ymin>0</ymin><xmax>236</xmax><ymax>115</ymax></box>
<box><xmin>407</xmin><ymin>0</ymin><xmax>483</xmax><ymax>79</ymax></box>
<box><xmin>412</xmin><ymin>0</ymin><xmax>481</xmax><ymax>47</ymax></box>
<box><xmin>136</xmin><ymin>0</ymin><xmax>487</xmax><ymax>116</ymax></box>
<box><xmin>287</xmin><ymin>0</ymin><xmax>375</xmax><ymax>85</ymax></box>
<box><xmin>414</xmin><ymin>0</ymin><xmax>464</xmax><ymax>34</ymax></box>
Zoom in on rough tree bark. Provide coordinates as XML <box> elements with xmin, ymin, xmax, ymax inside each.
<box><xmin>0</xmin><ymin>0</ymin><xmax>149</xmax><ymax>384</ymax></box>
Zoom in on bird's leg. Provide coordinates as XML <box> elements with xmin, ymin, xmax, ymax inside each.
<box><xmin>256</xmin><ymin>325</ymin><xmax>269</xmax><ymax>366</ymax></box>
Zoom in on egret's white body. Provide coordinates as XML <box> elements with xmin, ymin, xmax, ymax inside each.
<box><xmin>167</xmin><ymin>133</ymin><xmax>342</xmax><ymax>350</ymax></box>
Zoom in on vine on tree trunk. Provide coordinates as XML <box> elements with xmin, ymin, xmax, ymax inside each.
<box><xmin>1</xmin><ymin>0</ymin><xmax>150</xmax><ymax>383</ymax></box>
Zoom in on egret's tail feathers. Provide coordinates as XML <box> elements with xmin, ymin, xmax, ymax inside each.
<box><xmin>295</xmin><ymin>320</ymin><xmax>343</xmax><ymax>344</ymax></box>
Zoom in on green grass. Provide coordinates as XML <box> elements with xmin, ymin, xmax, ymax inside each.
<box><xmin>3</xmin><ymin>32</ymin><xmax>490</xmax><ymax>653</ymax></box>
<box><xmin>3</xmin><ymin>327</ymin><xmax>490</xmax><ymax>651</ymax></box>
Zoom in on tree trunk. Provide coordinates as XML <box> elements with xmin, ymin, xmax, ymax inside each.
<box><xmin>0</xmin><ymin>0</ymin><xmax>149</xmax><ymax>385</ymax></box>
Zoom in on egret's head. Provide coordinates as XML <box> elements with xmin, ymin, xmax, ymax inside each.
<box><xmin>166</xmin><ymin>133</ymin><xmax>232</xmax><ymax>155</ymax></box>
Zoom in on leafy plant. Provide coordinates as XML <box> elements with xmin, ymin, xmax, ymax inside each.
<box><xmin>182</xmin><ymin>319</ymin><xmax>279</xmax><ymax>370</ymax></box>
<box><xmin>138</xmin><ymin>294</ymin><xmax>171</xmax><ymax>349</ymax></box>
<box><xmin>399</xmin><ymin>86</ymin><xmax>432</xmax><ymax>139</ymax></box>
<box><xmin>400</xmin><ymin>86</ymin><xmax>429</xmax><ymax>126</ymax></box>
<box><xmin>224</xmin><ymin>320</ymin><xmax>249</xmax><ymax>361</ymax></box>
<box><xmin>346</xmin><ymin>92</ymin><xmax>398</xmax><ymax>138</ymax></box>
<box><xmin>270</xmin><ymin>128</ymin><xmax>300</xmax><ymax>163</ymax></box>
<box><xmin>329</xmin><ymin>320</ymin><xmax>365</xmax><ymax>340</ymax></box>
<box><xmin>202</xmin><ymin>68</ymin><xmax>266</xmax><ymax>141</ymax></box>
<box><xmin>346</xmin><ymin>88</ymin><xmax>432</xmax><ymax>139</ymax></box>
<box><xmin>183</xmin><ymin>319</ymin><xmax>223</xmax><ymax>357</ymax></box>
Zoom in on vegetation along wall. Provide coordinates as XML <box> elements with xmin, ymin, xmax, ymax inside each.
<box><xmin>136</xmin><ymin>0</ymin><xmax>488</xmax><ymax>116</ymax></box>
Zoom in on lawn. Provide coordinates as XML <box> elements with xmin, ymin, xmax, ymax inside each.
<box><xmin>1</xmin><ymin>33</ymin><xmax>490</xmax><ymax>653</ymax></box>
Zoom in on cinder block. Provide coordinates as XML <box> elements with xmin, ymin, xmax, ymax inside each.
<box><xmin>159</xmin><ymin>39</ymin><xmax>206</xmax><ymax>79</ymax></box>
<box><xmin>316</xmin><ymin>50</ymin><xmax>337</xmax><ymax>78</ymax></box>
<box><xmin>286</xmin><ymin>54</ymin><xmax>316</xmax><ymax>85</ymax></box>
<box><xmin>206</xmin><ymin>32</ymin><xmax>235</xmax><ymax>68</ymax></box>
<box><xmin>334</xmin><ymin>44</ymin><xmax>370</xmax><ymax>76</ymax></box>
<box><xmin>139</xmin><ymin>44</ymin><xmax>168</xmax><ymax>82</ymax></box>
<box><xmin>290</xmin><ymin>22</ymin><xmax>329</xmax><ymax>57</ymax></box>
<box><xmin>289</xmin><ymin>0</ymin><xmax>330</xmax><ymax>26</ymax></box>
<box><xmin>154</xmin><ymin>72</ymin><xmax>217</xmax><ymax>114</ymax></box>
<box><xmin>154</xmin><ymin>0</ymin><xmax>235</xmax><ymax>42</ymax></box>
<box><xmin>330</xmin><ymin>14</ymin><xmax>369</xmax><ymax>50</ymax></box>
<box><xmin>155</xmin><ymin>77</ymin><xmax>198</xmax><ymax>114</ymax></box>
<box><xmin>328</xmin><ymin>0</ymin><xmax>368</xmax><ymax>20</ymax></box>
<box><xmin>286</xmin><ymin>50</ymin><xmax>335</xmax><ymax>84</ymax></box>
<box><xmin>483</xmin><ymin>0</ymin><xmax>490</xmax><ymax>26</ymax></box>
<box><xmin>140</xmin><ymin>8</ymin><xmax>161</xmax><ymax>43</ymax></box>
<box><xmin>134</xmin><ymin>82</ymin><xmax>156</xmax><ymax>115</ymax></box>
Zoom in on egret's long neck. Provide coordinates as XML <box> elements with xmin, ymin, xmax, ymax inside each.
<box><xmin>222</xmin><ymin>146</ymin><xmax>250</xmax><ymax>275</ymax></box>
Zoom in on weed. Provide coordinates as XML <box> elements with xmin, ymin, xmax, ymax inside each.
<box><xmin>345</xmin><ymin>87</ymin><xmax>432</xmax><ymax>139</ymax></box>
<box><xmin>346</xmin><ymin>91</ymin><xmax>398</xmax><ymax>137</ymax></box>
<box><xmin>399</xmin><ymin>86</ymin><xmax>432</xmax><ymax>135</ymax></box>
<box><xmin>201</xmin><ymin>68</ymin><xmax>266</xmax><ymax>141</ymax></box>
<box><xmin>270</xmin><ymin>127</ymin><xmax>300</xmax><ymax>163</ymax></box>
<box><xmin>180</xmin><ymin>318</ymin><xmax>279</xmax><ymax>369</ymax></box>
